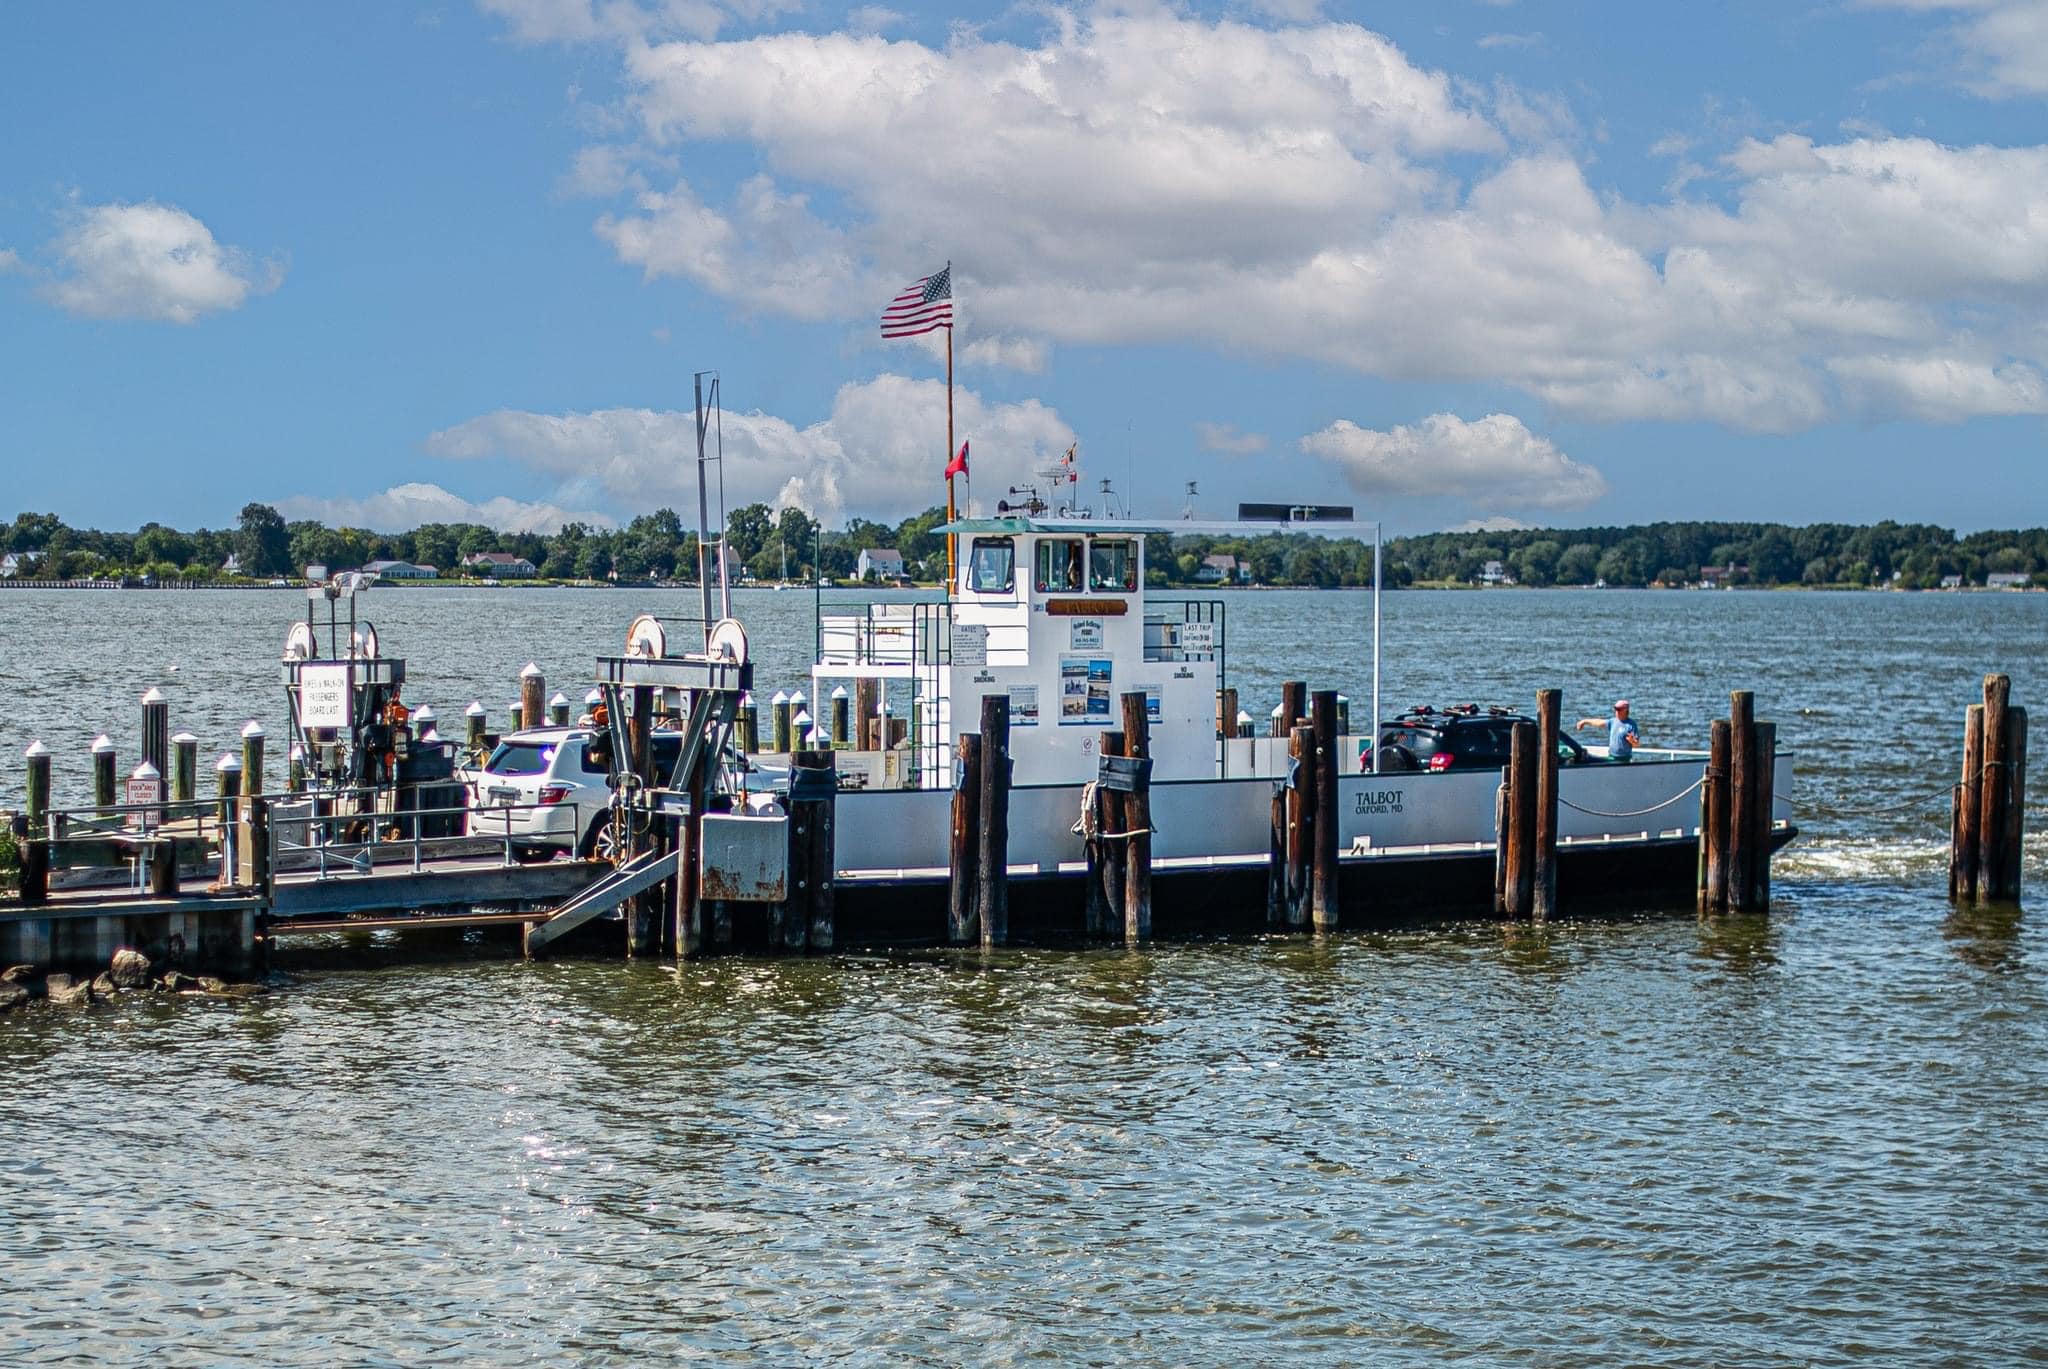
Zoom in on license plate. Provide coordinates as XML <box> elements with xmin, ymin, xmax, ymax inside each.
<box><xmin>488</xmin><ymin>787</ymin><xmax>520</xmax><ymax>805</ymax></box>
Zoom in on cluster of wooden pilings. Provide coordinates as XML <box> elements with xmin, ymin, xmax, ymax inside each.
<box><xmin>1491</xmin><ymin>690</ymin><xmax>1562</xmax><ymax>919</ymax></box>
<box><xmin>1265</xmin><ymin>683</ymin><xmax>1341</xmax><ymax>932</ymax></box>
<box><xmin>1952</xmin><ymin>674</ymin><xmax>2028</xmax><ymax>905</ymax></box>
<box><xmin>948</xmin><ymin>696</ymin><xmax>1012</xmax><ymax>948</ymax></box>
<box><xmin>1698</xmin><ymin>690</ymin><xmax>1777</xmax><ymax>915</ymax></box>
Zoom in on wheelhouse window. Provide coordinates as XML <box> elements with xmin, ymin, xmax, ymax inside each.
<box><xmin>1035</xmin><ymin>538</ymin><xmax>1084</xmax><ymax>592</ymax></box>
<box><xmin>967</xmin><ymin>537</ymin><xmax>1015</xmax><ymax>594</ymax></box>
<box><xmin>1088</xmin><ymin>539</ymin><xmax>1137</xmax><ymax>591</ymax></box>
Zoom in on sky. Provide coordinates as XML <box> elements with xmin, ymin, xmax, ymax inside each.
<box><xmin>2</xmin><ymin>0</ymin><xmax>2045</xmax><ymax>538</ymax></box>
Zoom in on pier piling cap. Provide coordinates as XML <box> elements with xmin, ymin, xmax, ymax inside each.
<box><xmin>241</xmin><ymin>720</ymin><xmax>266</xmax><ymax>739</ymax></box>
<box><xmin>548</xmin><ymin>692</ymin><xmax>568</xmax><ymax>708</ymax></box>
<box><xmin>24</xmin><ymin>740</ymin><xmax>49</xmax><ymax>759</ymax></box>
<box><xmin>771</xmin><ymin>690</ymin><xmax>789</xmax><ymax>705</ymax></box>
<box><xmin>414</xmin><ymin>705</ymin><xmax>436</xmax><ymax>724</ymax></box>
<box><xmin>466</xmin><ymin>700</ymin><xmax>486</xmax><ymax>717</ymax></box>
<box><xmin>584</xmin><ymin>688</ymin><xmax>604</xmax><ymax>705</ymax></box>
<box><xmin>141</xmin><ymin>686</ymin><xmax>165</xmax><ymax>705</ymax></box>
<box><xmin>91</xmin><ymin>734</ymin><xmax>115</xmax><ymax>754</ymax></box>
<box><xmin>130</xmin><ymin>760</ymin><xmax>161</xmax><ymax>781</ymax></box>
<box><xmin>793</xmin><ymin>709</ymin><xmax>813</xmax><ymax>728</ymax></box>
<box><xmin>216</xmin><ymin>753</ymin><xmax>241</xmax><ymax>772</ymax></box>
<box><xmin>791</xmin><ymin>689</ymin><xmax>807</xmax><ymax>707</ymax></box>
<box><xmin>1271</xmin><ymin>703</ymin><xmax>1285</xmax><ymax>718</ymax></box>
<box><xmin>520</xmin><ymin>662</ymin><xmax>543</xmax><ymax>679</ymax></box>
<box><xmin>172</xmin><ymin>731</ymin><xmax>198</xmax><ymax>744</ymax></box>
<box><xmin>831</xmin><ymin>685</ymin><xmax>848</xmax><ymax>699</ymax></box>
<box><xmin>1236</xmin><ymin>710</ymin><xmax>1254</xmax><ymax>726</ymax></box>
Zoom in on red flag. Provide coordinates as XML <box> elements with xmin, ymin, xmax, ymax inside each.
<box><xmin>946</xmin><ymin>439</ymin><xmax>969</xmax><ymax>478</ymax></box>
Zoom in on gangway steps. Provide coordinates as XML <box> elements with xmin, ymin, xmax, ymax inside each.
<box><xmin>523</xmin><ymin>846</ymin><xmax>678</xmax><ymax>953</ymax></box>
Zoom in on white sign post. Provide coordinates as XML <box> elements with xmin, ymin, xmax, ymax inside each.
<box><xmin>299</xmin><ymin>663</ymin><xmax>353</xmax><ymax>730</ymax></box>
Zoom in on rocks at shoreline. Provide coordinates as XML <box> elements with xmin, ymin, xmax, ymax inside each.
<box><xmin>0</xmin><ymin>950</ymin><xmax>272</xmax><ymax>1012</ymax></box>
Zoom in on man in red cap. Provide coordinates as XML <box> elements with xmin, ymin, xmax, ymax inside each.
<box><xmin>1576</xmin><ymin>699</ymin><xmax>1641</xmax><ymax>761</ymax></box>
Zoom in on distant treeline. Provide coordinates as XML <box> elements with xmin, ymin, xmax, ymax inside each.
<box><xmin>6</xmin><ymin>506</ymin><xmax>2048</xmax><ymax>591</ymax></box>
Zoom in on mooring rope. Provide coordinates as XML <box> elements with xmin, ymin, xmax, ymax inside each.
<box><xmin>1783</xmin><ymin>781</ymin><xmax>1966</xmax><ymax>821</ymax></box>
<box><xmin>1071</xmin><ymin>779</ymin><xmax>1158</xmax><ymax>841</ymax></box>
<box><xmin>1556</xmin><ymin>774</ymin><xmax>1705</xmax><ymax>819</ymax></box>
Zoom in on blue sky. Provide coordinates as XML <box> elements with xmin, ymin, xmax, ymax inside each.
<box><xmin>2</xmin><ymin>0</ymin><xmax>2044</xmax><ymax>536</ymax></box>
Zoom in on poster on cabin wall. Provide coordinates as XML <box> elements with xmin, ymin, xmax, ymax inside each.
<box><xmin>1069</xmin><ymin>620</ymin><xmax>1104</xmax><ymax>651</ymax></box>
<box><xmin>1059</xmin><ymin>656</ymin><xmax>1113</xmax><ymax>724</ymax></box>
<box><xmin>1135</xmin><ymin>683</ymin><xmax>1162</xmax><ymax>723</ymax></box>
<box><xmin>1010</xmin><ymin>684</ymin><xmax>1039</xmax><ymax>726</ymax></box>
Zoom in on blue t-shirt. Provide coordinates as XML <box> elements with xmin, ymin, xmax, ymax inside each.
<box><xmin>1608</xmin><ymin>716</ymin><xmax>1639</xmax><ymax>760</ymax></box>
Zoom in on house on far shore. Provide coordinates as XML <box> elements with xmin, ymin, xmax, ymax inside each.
<box><xmin>1480</xmin><ymin>559</ymin><xmax>1515</xmax><ymax>586</ymax></box>
<box><xmin>1195</xmin><ymin>553</ymin><xmax>1250</xmax><ymax>585</ymax></box>
<box><xmin>1</xmin><ymin>550</ymin><xmax>45</xmax><ymax>578</ymax></box>
<box><xmin>857</xmin><ymin>548</ymin><xmax>908</xmax><ymax>582</ymax></box>
<box><xmin>1699</xmin><ymin>562</ymin><xmax>1748</xmax><ymax>589</ymax></box>
<box><xmin>1940</xmin><ymin>574</ymin><xmax>1965</xmax><ymax>590</ymax></box>
<box><xmin>365</xmin><ymin>559</ymin><xmax>438</xmax><ymax>580</ymax></box>
<box><xmin>304</xmin><ymin>564</ymin><xmax>329</xmax><ymax>584</ymax></box>
<box><xmin>220</xmin><ymin>552</ymin><xmax>243</xmax><ymax>575</ymax></box>
<box><xmin>1987</xmin><ymin>571</ymin><xmax>2032</xmax><ymax>590</ymax></box>
<box><xmin>462</xmin><ymin>552</ymin><xmax>538</xmax><ymax>578</ymax></box>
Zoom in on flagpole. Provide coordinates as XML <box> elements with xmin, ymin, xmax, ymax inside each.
<box><xmin>945</xmin><ymin>308</ymin><xmax>956</xmax><ymax>593</ymax></box>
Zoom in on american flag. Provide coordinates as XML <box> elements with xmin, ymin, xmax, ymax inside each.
<box><xmin>880</xmin><ymin>265</ymin><xmax>953</xmax><ymax>338</ymax></box>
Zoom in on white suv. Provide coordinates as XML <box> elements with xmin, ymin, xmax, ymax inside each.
<box><xmin>468</xmin><ymin>726</ymin><xmax>683</xmax><ymax>861</ymax></box>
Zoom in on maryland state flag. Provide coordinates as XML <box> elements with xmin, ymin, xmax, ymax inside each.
<box><xmin>946</xmin><ymin>440</ymin><xmax>969</xmax><ymax>478</ymax></box>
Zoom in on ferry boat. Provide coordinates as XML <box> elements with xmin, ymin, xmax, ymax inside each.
<box><xmin>747</xmin><ymin>510</ymin><xmax>1797</xmax><ymax>927</ymax></box>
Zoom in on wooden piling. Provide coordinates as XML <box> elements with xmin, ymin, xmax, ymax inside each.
<box><xmin>1310</xmin><ymin>689</ymin><xmax>1340</xmax><ymax>933</ymax></box>
<box><xmin>1533</xmin><ymin>689</ymin><xmax>1561</xmax><ymax>920</ymax></box>
<box><xmin>1094</xmin><ymin>730</ymin><xmax>1128</xmax><ymax>938</ymax></box>
<box><xmin>1956</xmin><ymin>703</ymin><xmax>1984</xmax><ymax>901</ymax></box>
<box><xmin>1217</xmin><ymin>688</ymin><xmax>1237</xmax><ymax>741</ymax></box>
<box><xmin>1281</xmin><ymin>681</ymin><xmax>1308</xmax><ymax>735</ymax></box>
<box><xmin>20</xmin><ymin>741</ymin><xmax>50</xmax><ymax>906</ymax></box>
<box><xmin>465</xmin><ymin>701</ymin><xmax>487</xmax><ymax>755</ymax></box>
<box><xmin>240</xmin><ymin>722</ymin><xmax>266</xmax><ymax>806</ymax></box>
<box><xmin>1285</xmin><ymin>724</ymin><xmax>1315</xmax><ymax>928</ymax></box>
<box><xmin>1751</xmin><ymin>720</ymin><xmax>1776</xmax><ymax>910</ymax></box>
<box><xmin>771</xmin><ymin>691</ymin><xmax>792</xmax><ymax>753</ymax></box>
<box><xmin>215</xmin><ymin>753</ymin><xmax>241</xmax><ymax>878</ymax></box>
<box><xmin>549</xmin><ymin>691</ymin><xmax>571</xmax><ymax>726</ymax></box>
<box><xmin>737</xmin><ymin>696</ymin><xmax>758</xmax><ymax>755</ymax></box>
<box><xmin>91</xmin><ymin>735</ymin><xmax>116</xmax><ymax>814</ymax></box>
<box><xmin>172</xmin><ymin>732</ymin><xmax>198</xmax><ymax>811</ymax></box>
<box><xmin>830</xmin><ymin>686</ymin><xmax>850</xmax><ymax>749</ymax></box>
<box><xmin>1509</xmin><ymin>720</ymin><xmax>1538</xmax><ymax>917</ymax></box>
<box><xmin>1979</xmin><ymin>675</ymin><xmax>2010</xmax><ymax>901</ymax></box>
<box><xmin>948</xmin><ymin>733</ymin><xmax>981</xmax><ymax>944</ymax></box>
<box><xmin>856</xmin><ymin>678</ymin><xmax>880</xmax><ymax>751</ymax></box>
<box><xmin>1727</xmin><ymin>691</ymin><xmax>1755</xmax><ymax>911</ymax></box>
<box><xmin>1700</xmin><ymin>719</ymin><xmax>1731</xmax><ymax>914</ymax></box>
<box><xmin>2000</xmin><ymin>708</ymin><xmax>2028</xmax><ymax>903</ymax></box>
<box><xmin>519</xmin><ymin>664</ymin><xmax>545</xmax><ymax>738</ymax></box>
<box><xmin>1121</xmin><ymin>691</ymin><xmax>1153</xmax><ymax>943</ymax></box>
<box><xmin>976</xmin><ymin>695</ymin><xmax>1011</xmax><ymax>948</ymax></box>
<box><xmin>140</xmin><ymin>686</ymin><xmax>169</xmax><ymax>784</ymax></box>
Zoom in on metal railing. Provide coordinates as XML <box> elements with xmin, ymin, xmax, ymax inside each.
<box><xmin>264</xmin><ymin>783</ymin><xmax>535</xmax><ymax>878</ymax></box>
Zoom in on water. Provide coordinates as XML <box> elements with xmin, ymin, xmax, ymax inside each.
<box><xmin>3</xmin><ymin>586</ymin><xmax>2046</xmax><ymax>1364</ymax></box>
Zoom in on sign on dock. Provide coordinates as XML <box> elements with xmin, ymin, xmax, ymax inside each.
<box><xmin>298</xmin><ymin>663</ymin><xmax>353</xmax><ymax>729</ymax></box>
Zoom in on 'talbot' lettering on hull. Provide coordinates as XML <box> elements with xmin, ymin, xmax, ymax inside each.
<box><xmin>1354</xmin><ymin>788</ymin><xmax>1404</xmax><ymax>816</ymax></box>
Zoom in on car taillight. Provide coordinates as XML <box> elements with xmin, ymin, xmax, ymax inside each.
<box><xmin>538</xmin><ymin>785</ymin><xmax>570</xmax><ymax>805</ymax></box>
<box><xmin>1428</xmin><ymin>752</ymin><xmax>1453</xmax><ymax>771</ymax></box>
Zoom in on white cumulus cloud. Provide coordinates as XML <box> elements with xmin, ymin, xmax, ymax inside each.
<box><xmin>1859</xmin><ymin>0</ymin><xmax>2048</xmax><ymax>97</ymax></box>
<box><xmin>1196</xmin><ymin>422</ymin><xmax>1269</xmax><ymax>456</ymax></box>
<box><xmin>1299</xmin><ymin>413</ymin><xmax>1607</xmax><ymax>510</ymax></box>
<box><xmin>531</xmin><ymin>9</ymin><xmax>2048</xmax><ymax>433</ymax></box>
<box><xmin>41</xmin><ymin>201</ymin><xmax>282</xmax><ymax>324</ymax></box>
<box><xmin>421</xmin><ymin>374</ymin><xmax>1077</xmax><ymax>522</ymax></box>
<box><xmin>277</xmin><ymin>482</ymin><xmax>614</xmax><ymax>533</ymax></box>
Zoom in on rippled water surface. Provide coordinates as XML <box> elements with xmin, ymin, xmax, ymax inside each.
<box><xmin>3</xmin><ymin>586</ymin><xmax>2046</xmax><ymax>1364</ymax></box>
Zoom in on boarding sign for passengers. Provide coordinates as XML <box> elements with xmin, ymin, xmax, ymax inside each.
<box><xmin>952</xmin><ymin>623</ymin><xmax>987</xmax><ymax>666</ymax></box>
<box><xmin>299</xmin><ymin>663</ymin><xmax>353</xmax><ymax>729</ymax></box>
<box><xmin>1180</xmin><ymin>621</ymin><xmax>1215</xmax><ymax>653</ymax></box>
